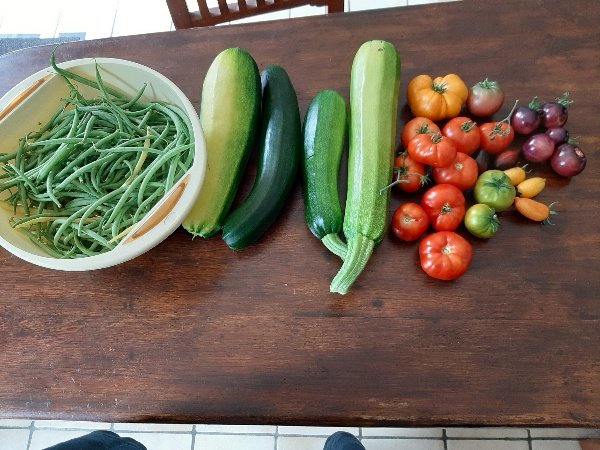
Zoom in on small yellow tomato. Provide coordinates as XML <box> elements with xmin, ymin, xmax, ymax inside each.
<box><xmin>517</xmin><ymin>177</ymin><xmax>546</xmax><ymax>198</ymax></box>
<box><xmin>407</xmin><ymin>74</ymin><xmax>468</xmax><ymax>121</ymax></box>
<box><xmin>504</xmin><ymin>166</ymin><xmax>527</xmax><ymax>186</ymax></box>
<box><xmin>514</xmin><ymin>197</ymin><xmax>558</xmax><ymax>223</ymax></box>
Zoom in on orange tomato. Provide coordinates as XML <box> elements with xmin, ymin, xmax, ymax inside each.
<box><xmin>407</xmin><ymin>74</ymin><xmax>468</xmax><ymax>121</ymax></box>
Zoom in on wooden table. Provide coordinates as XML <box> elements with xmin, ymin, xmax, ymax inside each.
<box><xmin>0</xmin><ymin>0</ymin><xmax>598</xmax><ymax>427</ymax></box>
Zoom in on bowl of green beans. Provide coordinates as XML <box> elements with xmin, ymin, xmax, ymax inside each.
<box><xmin>0</xmin><ymin>55</ymin><xmax>206</xmax><ymax>270</ymax></box>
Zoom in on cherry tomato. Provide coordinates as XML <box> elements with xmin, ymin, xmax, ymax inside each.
<box><xmin>392</xmin><ymin>152</ymin><xmax>428</xmax><ymax>193</ymax></box>
<box><xmin>479</xmin><ymin>121</ymin><xmax>514</xmax><ymax>154</ymax></box>
<box><xmin>432</xmin><ymin>152</ymin><xmax>478</xmax><ymax>191</ymax></box>
<box><xmin>466</xmin><ymin>78</ymin><xmax>504</xmax><ymax>117</ymax></box>
<box><xmin>391</xmin><ymin>202</ymin><xmax>430</xmax><ymax>241</ymax></box>
<box><xmin>407</xmin><ymin>133</ymin><xmax>457</xmax><ymax>168</ymax></box>
<box><xmin>420</xmin><ymin>184</ymin><xmax>466</xmax><ymax>232</ymax></box>
<box><xmin>401</xmin><ymin>117</ymin><xmax>441</xmax><ymax>149</ymax></box>
<box><xmin>441</xmin><ymin>116</ymin><xmax>481</xmax><ymax>155</ymax></box>
<box><xmin>419</xmin><ymin>231</ymin><xmax>473</xmax><ymax>280</ymax></box>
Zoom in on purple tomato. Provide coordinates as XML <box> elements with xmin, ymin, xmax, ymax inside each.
<box><xmin>545</xmin><ymin>127</ymin><xmax>569</xmax><ymax>146</ymax></box>
<box><xmin>541</xmin><ymin>92</ymin><xmax>572</xmax><ymax>128</ymax></box>
<box><xmin>551</xmin><ymin>143</ymin><xmax>586</xmax><ymax>177</ymax></box>
<box><xmin>522</xmin><ymin>133</ymin><xmax>555</xmax><ymax>163</ymax></box>
<box><xmin>511</xmin><ymin>104</ymin><xmax>541</xmax><ymax>135</ymax></box>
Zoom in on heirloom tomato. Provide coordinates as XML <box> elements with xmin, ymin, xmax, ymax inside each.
<box><xmin>419</xmin><ymin>231</ymin><xmax>473</xmax><ymax>280</ymax></box>
<box><xmin>401</xmin><ymin>117</ymin><xmax>440</xmax><ymax>149</ymax></box>
<box><xmin>407</xmin><ymin>74</ymin><xmax>468</xmax><ymax>121</ymax></box>
<box><xmin>407</xmin><ymin>133</ymin><xmax>457</xmax><ymax>168</ymax></box>
<box><xmin>420</xmin><ymin>184</ymin><xmax>466</xmax><ymax>232</ymax></box>
<box><xmin>391</xmin><ymin>203</ymin><xmax>430</xmax><ymax>241</ymax></box>
<box><xmin>473</xmin><ymin>170</ymin><xmax>516</xmax><ymax>212</ymax></box>
<box><xmin>442</xmin><ymin>116</ymin><xmax>481</xmax><ymax>155</ymax></box>
<box><xmin>432</xmin><ymin>152</ymin><xmax>478</xmax><ymax>191</ymax></box>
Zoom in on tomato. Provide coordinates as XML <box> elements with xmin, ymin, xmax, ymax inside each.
<box><xmin>391</xmin><ymin>202</ymin><xmax>430</xmax><ymax>241</ymax></box>
<box><xmin>479</xmin><ymin>101</ymin><xmax>519</xmax><ymax>154</ymax></box>
<box><xmin>466</xmin><ymin>78</ymin><xmax>504</xmax><ymax>117</ymax></box>
<box><xmin>464</xmin><ymin>204</ymin><xmax>500</xmax><ymax>239</ymax></box>
<box><xmin>432</xmin><ymin>152</ymin><xmax>478</xmax><ymax>191</ymax></box>
<box><xmin>441</xmin><ymin>116</ymin><xmax>481</xmax><ymax>155</ymax></box>
<box><xmin>473</xmin><ymin>169</ymin><xmax>516</xmax><ymax>212</ymax></box>
<box><xmin>419</xmin><ymin>231</ymin><xmax>472</xmax><ymax>280</ymax></box>
<box><xmin>407</xmin><ymin>133</ymin><xmax>457</xmax><ymax>168</ymax></box>
<box><xmin>406</xmin><ymin>74</ymin><xmax>468</xmax><ymax>121</ymax></box>
<box><xmin>392</xmin><ymin>152</ymin><xmax>428</xmax><ymax>193</ymax></box>
<box><xmin>514</xmin><ymin>197</ymin><xmax>558</xmax><ymax>223</ymax></box>
<box><xmin>420</xmin><ymin>184</ymin><xmax>466</xmax><ymax>232</ymax></box>
<box><xmin>401</xmin><ymin>117</ymin><xmax>440</xmax><ymax>149</ymax></box>
<box><xmin>479</xmin><ymin>121</ymin><xmax>514</xmax><ymax>154</ymax></box>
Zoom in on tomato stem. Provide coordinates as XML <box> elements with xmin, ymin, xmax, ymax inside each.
<box><xmin>460</xmin><ymin>120</ymin><xmax>477</xmax><ymax>132</ymax></box>
<box><xmin>488</xmin><ymin>100</ymin><xmax>518</xmax><ymax>138</ymax></box>
<box><xmin>528</xmin><ymin>96</ymin><xmax>542</xmax><ymax>112</ymax></box>
<box><xmin>430</xmin><ymin>132</ymin><xmax>443</xmax><ymax>144</ymax></box>
<box><xmin>477</xmin><ymin>78</ymin><xmax>499</xmax><ymax>90</ymax></box>
<box><xmin>555</xmin><ymin>91</ymin><xmax>573</xmax><ymax>108</ymax></box>
<box><xmin>431</xmin><ymin>81</ymin><xmax>447</xmax><ymax>94</ymax></box>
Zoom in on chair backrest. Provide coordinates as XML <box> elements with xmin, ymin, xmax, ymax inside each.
<box><xmin>167</xmin><ymin>0</ymin><xmax>344</xmax><ymax>28</ymax></box>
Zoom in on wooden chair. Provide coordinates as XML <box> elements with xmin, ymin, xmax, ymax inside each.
<box><xmin>166</xmin><ymin>0</ymin><xmax>344</xmax><ymax>29</ymax></box>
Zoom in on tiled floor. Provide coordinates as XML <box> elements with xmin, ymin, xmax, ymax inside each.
<box><xmin>1</xmin><ymin>1</ymin><xmax>600</xmax><ymax>449</ymax></box>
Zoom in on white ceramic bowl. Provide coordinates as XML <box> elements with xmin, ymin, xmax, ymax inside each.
<box><xmin>0</xmin><ymin>58</ymin><xmax>206</xmax><ymax>270</ymax></box>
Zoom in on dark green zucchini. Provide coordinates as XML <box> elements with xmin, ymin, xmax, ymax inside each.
<box><xmin>302</xmin><ymin>89</ymin><xmax>347</xmax><ymax>259</ymax></box>
<box><xmin>221</xmin><ymin>64</ymin><xmax>301</xmax><ymax>249</ymax></box>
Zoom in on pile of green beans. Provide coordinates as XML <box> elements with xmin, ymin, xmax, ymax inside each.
<box><xmin>0</xmin><ymin>56</ymin><xmax>194</xmax><ymax>258</ymax></box>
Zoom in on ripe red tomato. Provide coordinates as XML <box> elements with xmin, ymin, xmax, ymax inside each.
<box><xmin>407</xmin><ymin>133</ymin><xmax>457</xmax><ymax>168</ymax></box>
<box><xmin>432</xmin><ymin>152</ymin><xmax>478</xmax><ymax>191</ymax></box>
<box><xmin>441</xmin><ymin>116</ymin><xmax>481</xmax><ymax>155</ymax></box>
<box><xmin>391</xmin><ymin>202</ymin><xmax>430</xmax><ymax>241</ymax></box>
<box><xmin>401</xmin><ymin>117</ymin><xmax>441</xmax><ymax>149</ymax></box>
<box><xmin>479</xmin><ymin>121</ymin><xmax>515</xmax><ymax>154</ymax></box>
<box><xmin>419</xmin><ymin>231</ymin><xmax>473</xmax><ymax>280</ymax></box>
<box><xmin>392</xmin><ymin>152</ymin><xmax>428</xmax><ymax>192</ymax></box>
<box><xmin>420</xmin><ymin>184</ymin><xmax>466</xmax><ymax>231</ymax></box>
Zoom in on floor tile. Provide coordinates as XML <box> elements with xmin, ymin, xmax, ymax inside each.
<box><xmin>447</xmin><ymin>440</ymin><xmax>529</xmax><ymax>450</ymax></box>
<box><xmin>407</xmin><ymin>0</ymin><xmax>458</xmax><ymax>4</ymax></box>
<box><xmin>114</xmin><ymin>422</ymin><xmax>193</xmax><ymax>432</ymax></box>
<box><xmin>531</xmin><ymin>441</ymin><xmax>582</xmax><ymax>450</ymax></box>
<box><xmin>55</xmin><ymin>0</ymin><xmax>119</xmax><ymax>40</ymax></box>
<box><xmin>119</xmin><ymin>431</ymin><xmax>192</xmax><ymax>450</ymax></box>
<box><xmin>0</xmin><ymin>419</ymin><xmax>32</xmax><ymax>427</ymax></box>
<box><xmin>362</xmin><ymin>428</ymin><xmax>443</xmax><ymax>438</ymax></box>
<box><xmin>349</xmin><ymin>0</ymin><xmax>407</xmax><ymax>12</ymax></box>
<box><xmin>111</xmin><ymin>0</ymin><xmax>173</xmax><ymax>37</ymax></box>
<box><xmin>530</xmin><ymin>428</ymin><xmax>600</xmax><ymax>439</ymax></box>
<box><xmin>0</xmin><ymin>428</ymin><xmax>30</xmax><ymax>450</ymax></box>
<box><xmin>33</xmin><ymin>419</ymin><xmax>111</xmax><ymax>430</ymax></box>
<box><xmin>233</xmin><ymin>9</ymin><xmax>291</xmax><ymax>24</ymax></box>
<box><xmin>194</xmin><ymin>433</ymin><xmax>275</xmax><ymax>450</ymax></box>
<box><xmin>278</xmin><ymin>426</ymin><xmax>359</xmax><ymax>436</ymax></box>
<box><xmin>29</xmin><ymin>429</ymin><xmax>92</xmax><ymax>450</ymax></box>
<box><xmin>196</xmin><ymin>424</ymin><xmax>276</xmax><ymax>434</ymax></box>
<box><xmin>361</xmin><ymin>438</ymin><xmax>444</xmax><ymax>450</ymax></box>
<box><xmin>446</xmin><ymin>427</ymin><xmax>528</xmax><ymax>438</ymax></box>
<box><xmin>278</xmin><ymin>435</ymin><xmax>328</xmax><ymax>450</ymax></box>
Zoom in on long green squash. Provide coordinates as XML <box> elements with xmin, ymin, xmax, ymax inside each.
<box><xmin>330</xmin><ymin>40</ymin><xmax>401</xmax><ymax>295</ymax></box>
<box><xmin>183</xmin><ymin>47</ymin><xmax>261</xmax><ymax>237</ymax></box>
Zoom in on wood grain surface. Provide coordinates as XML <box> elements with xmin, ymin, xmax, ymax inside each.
<box><xmin>0</xmin><ymin>0</ymin><xmax>598</xmax><ymax>427</ymax></box>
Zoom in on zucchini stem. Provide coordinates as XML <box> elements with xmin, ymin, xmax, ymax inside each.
<box><xmin>322</xmin><ymin>233</ymin><xmax>348</xmax><ymax>260</ymax></box>
<box><xmin>330</xmin><ymin>233</ymin><xmax>375</xmax><ymax>295</ymax></box>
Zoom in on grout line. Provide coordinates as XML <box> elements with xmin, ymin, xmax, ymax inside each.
<box><xmin>26</xmin><ymin>421</ymin><xmax>34</xmax><ymax>450</ymax></box>
<box><xmin>190</xmin><ymin>424</ymin><xmax>196</xmax><ymax>450</ymax></box>
<box><xmin>442</xmin><ymin>429</ymin><xmax>448</xmax><ymax>450</ymax></box>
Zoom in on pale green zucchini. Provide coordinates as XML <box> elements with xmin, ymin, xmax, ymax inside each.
<box><xmin>183</xmin><ymin>47</ymin><xmax>261</xmax><ymax>237</ymax></box>
<box><xmin>330</xmin><ymin>40</ymin><xmax>401</xmax><ymax>295</ymax></box>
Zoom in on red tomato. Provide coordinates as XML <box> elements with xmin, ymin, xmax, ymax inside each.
<box><xmin>420</xmin><ymin>184</ymin><xmax>466</xmax><ymax>231</ymax></box>
<box><xmin>401</xmin><ymin>117</ymin><xmax>441</xmax><ymax>149</ymax></box>
<box><xmin>441</xmin><ymin>116</ymin><xmax>481</xmax><ymax>155</ymax></box>
<box><xmin>391</xmin><ymin>202</ymin><xmax>430</xmax><ymax>241</ymax></box>
<box><xmin>392</xmin><ymin>152</ymin><xmax>428</xmax><ymax>192</ymax></box>
<box><xmin>479</xmin><ymin>121</ymin><xmax>515</xmax><ymax>154</ymax></box>
<box><xmin>419</xmin><ymin>231</ymin><xmax>473</xmax><ymax>280</ymax></box>
<box><xmin>407</xmin><ymin>133</ymin><xmax>457</xmax><ymax>168</ymax></box>
<box><xmin>432</xmin><ymin>152</ymin><xmax>478</xmax><ymax>191</ymax></box>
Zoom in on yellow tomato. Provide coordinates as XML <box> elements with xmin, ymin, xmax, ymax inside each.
<box><xmin>407</xmin><ymin>74</ymin><xmax>468</xmax><ymax>121</ymax></box>
<box><xmin>517</xmin><ymin>177</ymin><xmax>546</xmax><ymax>198</ymax></box>
<box><xmin>504</xmin><ymin>166</ymin><xmax>527</xmax><ymax>186</ymax></box>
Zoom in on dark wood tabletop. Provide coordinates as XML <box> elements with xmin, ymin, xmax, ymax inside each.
<box><xmin>0</xmin><ymin>0</ymin><xmax>598</xmax><ymax>427</ymax></box>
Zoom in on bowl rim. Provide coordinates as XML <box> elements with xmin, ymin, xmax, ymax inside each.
<box><xmin>0</xmin><ymin>57</ymin><xmax>206</xmax><ymax>271</ymax></box>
